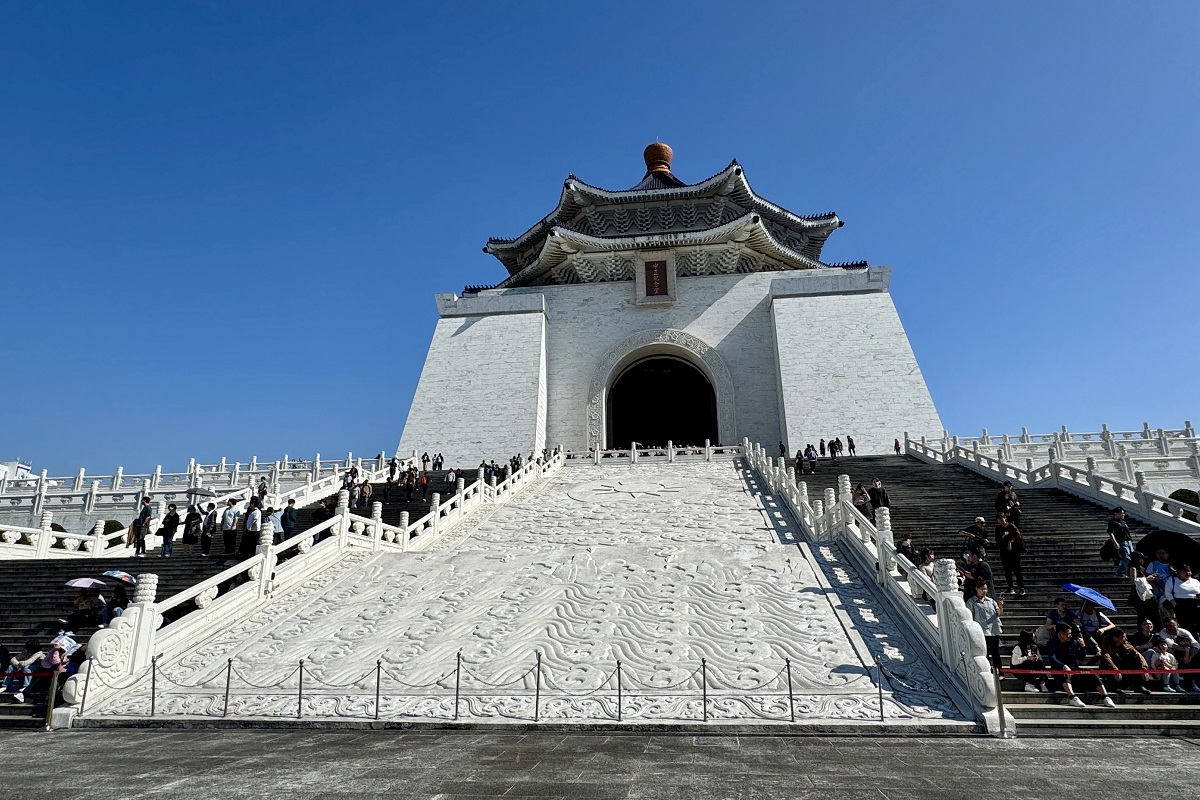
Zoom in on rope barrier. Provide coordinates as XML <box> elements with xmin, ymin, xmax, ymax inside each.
<box><xmin>230</xmin><ymin>663</ymin><xmax>301</xmax><ymax>690</ymax></box>
<box><xmin>540</xmin><ymin>666</ymin><xmax>619</xmax><ymax>698</ymax></box>
<box><xmin>380</xmin><ymin>666</ymin><xmax>456</xmax><ymax>689</ymax></box>
<box><xmin>625</xmin><ymin>664</ymin><xmax>703</xmax><ymax>692</ymax></box>
<box><xmin>301</xmin><ymin>668</ymin><xmax>378</xmax><ymax>690</ymax></box>
<box><xmin>459</xmin><ymin>662</ymin><xmax>538</xmax><ymax>689</ymax></box>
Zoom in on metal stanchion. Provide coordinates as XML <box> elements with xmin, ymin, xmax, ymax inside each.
<box><xmin>222</xmin><ymin>659</ymin><xmax>232</xmax><ymax>718</ymax></box>
<box><xmin>993</xmin><ymin>666</ymin><xmax>1012</xmax><ymax>739</ymax></box>
<box><xmin>534</xmin><ymin>652</ymin><xmax>542</xmax><ymax>723</ymax></box>
<box><xmin>454</xmin><ymin>651</ymin><xmax>461</xmax><ymax>721</ymax></box>
<box><xmin>150</xmin><ymin>655</ymin><xmax>157</xmax><ymax>718</ymax></box>
<box><xmin>875</xmin><ymin>658</ymin><xmax>884</xmax><ymax>723</ymax></box>
<box><xmin>701</xmin><ymin>658</ymin><xmax>708</xmax><ymax>722</ymax></box>
<box><xmin>44</xmin><ymin>671</ymin><xmax>58</xmax><ymax>731</ymax></box>
<box><xmin>614</xmin><ymin>662</ymin><xmax>624</xmax><ymax>724</ymax></box>
<box><xmin>374</xmin><ymin>660</ymin><xmax>382</xmax><ymax>721</ymax></box>
<box><xmin>786</xmin><ymin>658</ymin><xmax>795</xmax><ymax>723</ymax></box>
<box><xmin>297</xmin><ymin>659</ymin><xmax>304</xmax><ymax>719</ymax></box>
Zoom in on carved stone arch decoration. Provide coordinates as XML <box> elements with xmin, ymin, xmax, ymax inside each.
<box><xmin>586</xmin><ymin>329</ymin><xmax>736</xmax><ymax>448</ymax></box>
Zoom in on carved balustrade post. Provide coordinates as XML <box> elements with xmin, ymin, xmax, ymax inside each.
<box><xmin>230</xmin><ymin>463</ymin><xmax>240</xmax><ymax>488</ymax></box>
<box><xmin>705</xmin><ymin>438</ymin><xmax>712</xmax><ymax>462</ymax></box>
<box><xmin>980</xmin><ymin>428</ymin><xmax>990</xmax><ymax>446</ymax></box>
<box><xmin>1157</xmin><ymin>428</ymin><xmax>1169</xmax><ymax>456</ymax></box>
<box><xmin>312</xmin><ymin>454</ymin><xmax>321</xmax><ymax>482</ymax></box>
<box><xmin>1186</xmin><ymin>420</ymin><xmax>1195</xmax><ymax>438</ymax></box>
<box><xmin>371</xmin><ymin>502</ymin><xmax>384</xmax><ymax>551</ymax></box>
<box><xmin>336</xmin><ymin>489</ymin><xmax>350</xmax><ymax>548</ymax></box>
<box><xmin>86</xmin><ymin>480</ymin><xmax>100</xmax><ymax>514</ymax></box>
<box><xmin>798</xmin><ymin>481</ymin><xmax>809</xmax><ymax>507</ymax></box>
<box><xmin>1085</xmin><ymin>457</ymin><xmax>1099</xmax><ymax>491</ymax></box>
<box><xmin>823</xmin><ymin>488</ymin><xmax>836</xmax><ymax>537</ymax></box>
<box><xmin>932</xmin><ymin>559</ymin><xmax>959</xmax><ymax>666</ymax></box>
<box><xmin>875</xmin><ymin>508</ymin><xmax>895</xmax><ymax>585</ymax></box>
<box><xmin>1188</xmin><ymin>441</ymin><xmax>1200</xmax><ymax>480</ymax></box>
<box><xmin>593</xmin><ymin>443</ymin><xmax>601</xmax><ymax>465</ymax></box>
<box><xmin>1141</xmin><ymin>422</ymin><xmax>1152</xmax><ymax>440</ymax></box>
<box><xmin>812</xmin><ymin>499</ymin><xmax>824</xmax><ymax>540</ymax></box>
<box><xmin>255</xmin><ymin>522</ymin><xmax>275</xmax><ymax>597</ymax></box>
<box><xmin>33</xmin><ymin>470</ymin><xmax>47</xmax><ymax>515</ymax></box>
<box><xmin>1020</xmin><ymin>426</ymin><xmax>1030</xmax><ymax>444</ymax></box>
<box><xmin>74</xmin><ymin>468</ymin><xmax>86</xmax><ymax>492</ymax></box>
<box><xmin>91</xmin><ymin>520</ymin><xmax>105</xmax><ymax>557</ymax></box>
<box><xmin>36</xmin><ymin>511</ymin><xmax>53</xmax><ymax>557</ymax></box>
<box><xmin>151</xmin><ymin>465</ymin><xmax>162</xmax><ymax>491</ymax></box>
<box><xmin>430</xmin><ymin>494</ymin><xmax>441</xmax><ymax>538</ymax></box>
<box><xmin>667</xmin><ymin>440</ymin><xmax>674</xmax><ymax>464</ymax></box>
<box><xmin>630</xmin><ymin>446</ymin><xmax>638</xmax><ymax>465</ymax></box>
<box><xmin>1133</xmin><ymin>471</ymin><xmax>1152</xmax><ymax>517</ymax></box>
<box><xmin>1002</xmin><ymin>434</ymin><xmax>1013</xmax><ymax>462</ymax></box>
<box><xmin>398</xmin><ymin>511</ymin><xmax>409</xmax><ymax>553</ymax></box>
<box><xmin>456</xmin><ymin>478</ymin><xmax>465</xmax><ymax>501</ymax></box>
<box><xmin>837</xmin><ymin>474</ymin><xmax>852</xmax><ymax>504</ymax></box>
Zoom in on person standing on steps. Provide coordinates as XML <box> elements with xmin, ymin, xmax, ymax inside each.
<box><xmin>852</xmin><ymin>483</ymin><xmax>872</xmax><ymax>521</ymax></box>
<box><xmin>995</xmin><ymin>512</ymin><xmax>1025</xmax><ymax>597</ymax></box>
<box><xmin>134</xmin><ymin>497</ymin><xmax>153</xmax><ymax>558</ymax></box>
<box><xmin>966</xmin><ymin>581</ymin><xmax>1003</xmax><ymax>668</ymax></box>
<box><xmin>1107</xmin><ymin>507</ymin><xmax>1134</xmax><ymax>578</ymax></box>
<box><xmin>421</xmin><ymin>451</ymin><xmax>431</xmax><ymax>471</ymax></box>
<box><xmin>893</xmin><ymin>438</ymin><xmax>901</xmax><ymax>456</ymax></box>
<box><xmin>994</xmin><ymin>481</ymin><xmax>1022</xmax><ymax>528</ymax></box>
<box><xmin>361</xmin><ymin>479</ymin><xmax>373</xmax><ymax>509</ymax></box>
<box><xmin>240</xmin><ymin>498</ymin><xmax>262</xmax><ymax>559</ymax></box>
<box><xmin>847</xmin><ymin>436</ymin><xmax>856</xmax><ymax>457</ymax></box>
<box><xmin>281</xmin><ymin>498</ymin><xmax>297</xmax><ymax>542</ymax></box>
<box><xmin>158</xmin><ymin>503</ymin><xmax>180</xmax><ymax>558</ymax></box>
<box><xmin>819</xmin><ymin>439</ymin><xmax>826</xmax><ymax>458</ymax></box>
<box><xmin>221</xmin><ymin>498</ymin><xmax>240</xmax><ymax>556</ymax></box>
<box><xmin>779</xmin><ymin>441</ymin><xmax>786</xmax><ymax>458</ymax></box>
<box><xmin>958</xmin><ymin>516</ymin><xmax>989</xmax><ymax>560</ymax></box>
<box><xmin>388</xmin><ymin>456</ymin><xmax>398</xmax><ymax>482</ymax></box>
<box><xmin>200</xmin><ymin>502</ymin><xmax>217</xmax><ymax>556</ymax></box>
<box><xmin>867</xmin><ymin>478</ymin><xmax>890</xmax><ymax>521</ymax></box>
<box><xmin>806</xmin><ymin>445</ymin><xmax>818</xmax><ymax>475</ymax></box>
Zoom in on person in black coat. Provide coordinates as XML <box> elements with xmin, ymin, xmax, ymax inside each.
<box><xmin>159</xmin><ymin>503</ymin><xmax>180</xmax><ymax>557</ymax></box>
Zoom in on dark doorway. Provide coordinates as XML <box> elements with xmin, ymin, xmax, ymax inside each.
<box><xmin>607</xmin><ymin>357</ymin><xmax>718</xmax><ymax>449</ymax></box>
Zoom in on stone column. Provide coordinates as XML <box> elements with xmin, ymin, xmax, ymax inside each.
<box><xmin>90</xmin><ymin>520</ymin><xmax>105</xmax><ymax>556</ymax></box>
<box><xmin>430</xmin><ymin>493</ymin><xmax>441</xmax><ymax>538</ymax></box>
<box><xmin>837</xmin><ymin>474</ymin><xmax>852</xmax><ymax>504</ymax></box>
<box><xmin>798</xmin><ymin>481</ymin><xmax>809</xmax><ymax>507</ymax></box>
<box><xmin>255</xmin><ymin>521</ymin><xmax>276</xmax><ymax>597</ymax></box>
<box><xmin>336</xmin><ymin>489</ymin><xmax>350</xmax><ymax>548</ymax></box>
<box><xmin>875</xmin><ymin>508</ymin><xmax>894</xmax><ymax>585</ymax></box>
<box><xmin>371</xmin><ymin>502</ymin><xmax>383</xmax><ymax>551</ymax></box>
<box><xmin>823</xmin><ymin>488</ymin><xmax>837</xmax><ymax>538</ymax></box>
<box><xmin>86</xmin><ymin>480</ymin><xmax>100</xmax><ymax>513</ymax></box>
<box><xmin>36</xmin><ymin>511</ymin><xmax>54</xmax><ymax>557</ymax></box>
<box><xmin>933</xmin><ymin>559</ymin><xmax>959</xmax><ymax>666</ymax></box>
<box><xmin>399</xmin><ymin>511</ymin><xmax>409</xmax><ymax>553</ymax></box>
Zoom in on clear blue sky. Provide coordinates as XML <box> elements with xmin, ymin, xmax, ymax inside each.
<box><xmin>2</xmin><ymin>1</ymin><xmax>1197</xmax><ymax>475</ymax></box>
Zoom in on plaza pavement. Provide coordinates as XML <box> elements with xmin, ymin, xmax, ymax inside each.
<box><xmin>1</xmin><ymin>730</ymin><xmax>1194</xmax><ymax>798</ymax></box>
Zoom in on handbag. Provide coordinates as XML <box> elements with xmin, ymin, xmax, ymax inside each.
<box><xmin>1134</xmin><ymin>576</ymin><xmax>1154</xmax><ymax>602</ymax></box>
<box><xmin>1099</xmin><ymin>538</ymin><xmax>1118</xmax><ymax>562</ymax></box>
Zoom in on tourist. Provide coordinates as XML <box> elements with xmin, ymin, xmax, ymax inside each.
<box><xmin>281</xmin><ymin>498</ymin><xmax>297</xmax><ymax>541</ymax></box>
<box><xmin>267</xmin><ymin>507</ymin><xmax>284</xmax><ymax>545</ymax></box>
<box><xmin>958</xmin><ymin>551</ymin><xmax>993</xmax><ymax>602</ymax></box>
<box><xmin>994</xmin><ymin>481</ymin><xmax>1021</xmax><ymax>527</ymax></box>
<box><xmin>1099</xmin><ymin>628</ymin><xmax>1151</xmax><ymax>695</ymax></box>
<box><xmin>852</xmin><ymin>483</ymin><xmax>872</xmax><ymax>521</ymax></box>
<box><xmin>1146</xmin><ymin>548</ymin><xmax>1173</xmax><ymax>604</ymax></box>
<box><xmin>2</xmin><ymin>640</ymin><xmax>44</xmax><ymax>702</ymax></box>
<box><xmin>405</xmin><ymin>470</ymin><xmax>416</xmax><ymax>500</ymax></box>
<box><xmin>1128</xmin><ymin>618</ymin><xmax>1158</xmax><ymax>655</ymax></box>
<box><xmin>200</xmin><ymin>502</ymin><xmax>217</xmax><ymax>556</ymax></box>
<box><xmin>1148</xmin><ymin>636</ymin><xmax>1183</xmax><ymax>692</ymax></box>
<box><xmin>1044</xmin><ymin>623</ymin><xmax>1115</xmax><ymax>707</ymax></box>
<box><xmin>958</xmin><ymin>516</ymin><xmax>989</xmax><ymax>560</ymax></box>
<box><xmin>383</xmin><ymin>476</ymin><xmax>393</xmax><ymax>501</ymax></box>
<box><xmin>966</xmin><ymin>582</ymin><xmax>1003</xmax><ymax>668</ymax></box>
<box><xmin>829</xmin><ymin>437</ymin><xmax>840</xmax><ymax>460</ymax></box>
<box><xmin>994</xmin><ymin>512</ymin><xmax>1025</xmax><ymax>597</ymax></box>
<box><xmin>1127</xmin><ymin>553</ymin><xmax>1160</xmax><ymax>625</ymax></box>
<box><xmin>867</xmin><ymin>478</ymin><xmax>891</xmax><ymax>517</ymax></box>
<box><xmin>1078</xmin><ymin>600</ymin><xmax>1116</xmax><ymax>655</ymax></box>
<box><xmin>133</xmin><ymin>496</ymin><xmax>153</xmax><ymax>558</ymax></box>
<box><xmin>819</xmin><ymin>439</ymin><xmax>826</xmax><ymax>458</ymax></box>
<box><xmin>221</xmin><ymin>499</ymin><xmax>240</xmax><ymax>556</ymax></box>
<box><xmin>256</xmin><ymin>477</ymin><xmax>269</xmax><ymax>508</ymax></box>
<box><xmin>158</xmin><ymin>503</ymin><xmax>180</xmax><ymax>557</ymax></box>
<box><xmin>110</xmin><ymin>583</ymin><xmax>129</xmax><ymax>618</ymax></box>
<box><xmin>446</xmin><ymin>467</ymin><xmax>457</xmax><ymax>491</ymax></box>
<box><xmin>182</xmin><ymin>504</ymin><xmax>203</xmax><ymax>548</ymax></box>
<box><xmin>420</xmin><ymin>471</ymin><xmax>429</xmax><ymax>500</ymax></box>
<box><xmin>421</xmin><ymin>451</ymin><xmax>431</xmax><ymax>471</ymax></box>
<box><xmin>1107</xmin><ymin>507</ymin><xmax>1133</xmax><ymax>577</ymax></box>
<box><xmin>1036</xmin><ymin>597</ymin><xmax>1078</xmax><ymax>646</ymax></box>
<box><xmin>361</xmin><ymin>479</ymin><xmax>373</xmax><ymax>509</ymax></box>
<box><xmin>348</xmin><ymin>463</ymin><xmax>359</xmax><ymax>483</ymax></box>
<box><xmin>1157</xmin><ymin>617</ymin><xmax>1200</xmax><ymax>689</ymax></box>
<box><xmin>893</xmin><ymin>438</ymin><xmax>901</xmax><ymax>455</ymax></box>
<box><xmin>65</xmin><ymin>589</ymin><xmax>97</xmax><ymax>630</ymax></box>
<box><xmin>239</xmin><ymin>499</ymin><xmax>261</xmax><ymax>559</ymax></box>
<box><xmin>806</xmin><ymin>446</ymin><xmax>817</xmax><ymax>474</ymax></box>
<box><xmin>1010</xmin><ymin>630</ymin><xmax>1050</xmax><ymax>692</ymax></box>
<box><xmin>350</xmin><ymin>480</ymin><xmax>362</xmax><ymax>509</ymax></box>
<box><xmin>896</xmin><ymin>533</ymin><xmax>917</xmax><ymax>564</ymax></box>
<box><xmin>1163</xmin><ymin>563</ymin><xmax>1200</xmax><ymax>633</ymax></box>
<box><xmin>847</xmin><ymin>435</ymin><xmax>856</xmax><ymax>457</ymax></box>
<box><xmin>778</xmin><ymin>441</ymin><xmax>786</xmax><ymax>458</ymax></box>
<box><xmin>388</xmin><ymin>456</ymin><xmax>398</xmax><ymax>481</ymax></box>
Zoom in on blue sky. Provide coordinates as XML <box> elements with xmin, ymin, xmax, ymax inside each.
<box><xmin>2</xmin><ymin>1</ymin><xmax>1197</xmax><ymax>475</ymax></box>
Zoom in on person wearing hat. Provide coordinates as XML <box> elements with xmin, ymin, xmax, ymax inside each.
<box><xmin>959</xmin><ymin>516</ymin><xmax>989</xmax><ymax>560</ymax></box>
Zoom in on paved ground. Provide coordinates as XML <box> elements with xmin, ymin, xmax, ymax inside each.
<box><xmin>2</xmin><ymin>730</ymin><xmax>1197</xmax><ymax>798</ymax></box>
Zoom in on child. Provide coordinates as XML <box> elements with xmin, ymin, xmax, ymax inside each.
<box><xmin>1147</xmin><ymin>636</ymin><xmax>1182</xmax><ymax>692</ymax></box>
<box><xmin>1010</xmin><ymin>630</ymin><xmax>1049</xmax><ymax>693</ymax></box>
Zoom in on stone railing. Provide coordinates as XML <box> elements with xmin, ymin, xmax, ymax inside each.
<box><xmin>0</xmin><ymin>451</ymin><xmax>392</xmax><ymax>534</ymax></box>
<box><xmin>935</xmin><ymin>424</ymin><xmax>1200</xmax><ymax>495</ymax></box>
<box><xmin>905</xmin><ymin>434</ymin><xmax>1200</xmax><ymax>539</ymax></box>
<box><xmin>743</xmin><ymin>440</ymin><xmax>1011</xmax><ymax>736</ymax></box>
<box><xmin>58</xmin><ymin>453</ymin><xmax>565</xmax><ymax>727</ymax></box>
<box><xmin>0</xmin><ymin>451</ymin><xmax>405</xmax><ymax>560</ymax></box>
<box><xmin>562</xmin><ymin>440</ymin><xmax>744</xmax><ymax>465</ymax></box>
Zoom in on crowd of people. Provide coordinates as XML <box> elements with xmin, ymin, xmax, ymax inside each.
<box><xmin>1</xmin><ymin>634</ymin><xmax>86</xmax><ymax>708</ymax></box>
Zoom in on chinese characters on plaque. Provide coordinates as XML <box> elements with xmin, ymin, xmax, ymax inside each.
<box><xmin>645</xmin><ymin>260</ymin><xmax>669</xmax><ymax>297</ymax></box>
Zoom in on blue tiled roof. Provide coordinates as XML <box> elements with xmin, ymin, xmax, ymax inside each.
<box><xmin>626</xmin><ymin>171</ymin><xmax>688</xmax><ymax>191</ymax></box>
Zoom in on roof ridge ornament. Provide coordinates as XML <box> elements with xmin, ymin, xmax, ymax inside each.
<box><xmin>644</xmin><ymin>142</ymin><xmax>674</xmax><ymax>175</ymax></box>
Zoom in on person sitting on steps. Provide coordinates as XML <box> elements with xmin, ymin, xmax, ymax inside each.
<box><xmin>1010</xmin><ymin>629</ymin><xmax>1050</xmax><ymax>693</ymax></box>
<box><xmin>1044</xmin><ymin>623</ymin><xmax>1115</xmax><ymax>708</ymax></box>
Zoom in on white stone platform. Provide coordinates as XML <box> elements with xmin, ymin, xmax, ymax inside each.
<box><xmin>93</xmin><ymin>459</ymin><xmax>970</xmax><ymax>728</ymax></box>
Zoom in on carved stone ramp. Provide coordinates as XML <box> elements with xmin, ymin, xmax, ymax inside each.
<box><xmin>81</xmin><ymin>459</ymin><xmax>975</xmax><ymax>732</ymax></box>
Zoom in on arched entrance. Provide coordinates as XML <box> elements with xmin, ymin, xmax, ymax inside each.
<box><xmin>606</xmin><ymin>356</ymin><xmax>718</xmax><ymax>449</ymax></box>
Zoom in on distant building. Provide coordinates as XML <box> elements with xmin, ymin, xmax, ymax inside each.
<box><xmin>0</xmin><ymin>459</ymin><xmax>33</xmax><ymax>482</ymax></box>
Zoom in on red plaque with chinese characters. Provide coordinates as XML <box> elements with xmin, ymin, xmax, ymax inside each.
<box><xmin>645</xmin><ymin>260</ymin><xmax>669</xmax><ymax>297</ymax></box>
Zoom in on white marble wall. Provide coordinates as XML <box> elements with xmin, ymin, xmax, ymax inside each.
<box><xmin>772</xmin><ymin>291</ymin><xmax>943</xmax><ymax>454</ymax></box>
<box><xmin>399</xmin><ymin>268</ymin><xmax>942</xmax><ymax>463</ymax></box>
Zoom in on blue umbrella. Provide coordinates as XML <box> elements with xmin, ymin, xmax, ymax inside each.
<box><xmin>1059</xmin><ymin>583</ymin><xmax>1116</xmax><ymax>611</ymax></box>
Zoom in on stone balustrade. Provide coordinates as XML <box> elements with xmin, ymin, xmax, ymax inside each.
<box><xmin>905</xmin><ymin>434</ymin><xmax>1200</xmax><ymax>540</ymax></box>
<box><xmin>57</xmin><ymin>451</ymin><xmax>566</xmax><ymax>728</ymax></box>
<box><xmin>742</xmin><ymin>438</ymin><xmax>1011</xmax><ymax>736</ymax></box>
